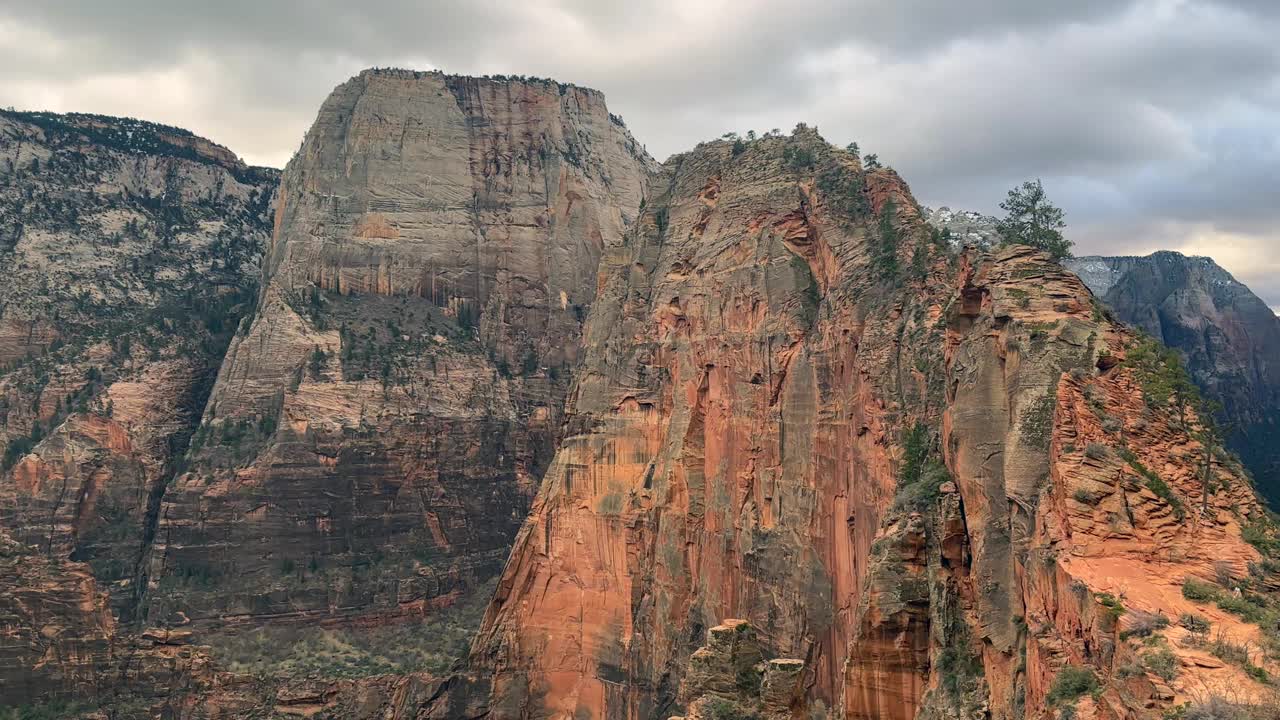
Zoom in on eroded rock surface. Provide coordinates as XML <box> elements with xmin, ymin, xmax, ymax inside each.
<box><xmin>148</xmin><ymin>70</ymin><xmax>653</xmax><ymax>628</ymax></box>
<box><xmin>3</xmin><ymin>75</ymin><xmax>1277</xmax><ymax>720</ymax></box>
<box><xmin>0</xmin><ymin>109</ymin><xmax>275</xmax><ymax>633</ymax></box>
<box><xmin>464</xmin><ymin>128</ymin><xmax>1279</xmax><ymax>720</ymax></box>
<box><xmin>1066</xmin><ymin>252</ymin><xmax>1280</xmax><ymax>504</ymax></box>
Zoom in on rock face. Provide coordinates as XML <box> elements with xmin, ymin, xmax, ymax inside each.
<box><xmin>0</xmin><ymin>108</ymin><xmax>276</xmax><ymax>632</ymax></box>
<box><xmin>4</xmin><ymin>74</ymin><xmax>1279</xmax><ymax>720</ymax></box>
<box><xmin>464</xmin><ymin>128</ymin><xmax>1277</xmax><ymax>720</ymax></box>
<box><xmin>147</xmin><ymin>70</ymin><xmax>653</xmax><ymax>627</ymax></box>
<box><xmin>1066</xmin><ymin>253</ymin><xmax>1280</xmax><ymax>504</ymax></box>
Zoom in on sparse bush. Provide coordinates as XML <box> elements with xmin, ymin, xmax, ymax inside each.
<box><xmin>1073</xmin><ymin>489</ymin><xmax>1098</xmax><ymax>504</ymax></box>
<box><xmin>1084</xmin><ymin>443</ymin><xmax>1110</xmax><ymax>460</ymax></box>
<box><xmin>782</xmin><ymin>145</ymin><xmax>816</xmax><ymax>171</ymax></box>
<box><xmin>1121</xmin><ymin>611</ymin><xmax>1170</xmax><ymax>640</ymax></box>
<box><xmin>1179</xmin><ymin>612</ymin><xmax>1211</xmax><ymax>636</ymax></box>
<box><xmin>1141</xmin><ymin>647</ymin><xmax>1178</xmax><ymax>681</ymax></box>
<box><xmin>703</xmin><ymin>698</ymin><xmax>762</xmax><ymax>720</ymax></box>
<box><xmin>1182</xmin><ymin>696</ymin><xmax>1271</xmax><ymax>720</ymax></box>
<box><xmin>1095</xmin><ymin>592</ymin><xmax>1126</xmax><ymax>622</ymax></box>
<box><xmin>1209</xmin><ymin>631</ymin><xmax>1250</xmax><ymax>666</ymax></box>
<box><xmin>1183</xmin><ymin>577</ymin><xmax>1220</xmax><ymax>603</ymax></box>
<box><xmin>1046</xmin><ymin>665</ymin><xmax>1100</xmax><ymax>707</ymax></box>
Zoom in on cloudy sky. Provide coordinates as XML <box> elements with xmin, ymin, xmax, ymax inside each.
<box><xmin>2</xmin><ymin>1</ymin><xmax>1277</xmax><ymax>309</ymax></box>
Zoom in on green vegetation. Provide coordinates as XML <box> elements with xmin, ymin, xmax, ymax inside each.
<box><xmin>1179</xmin><ymin>612</ymin><xmax>1211</xmax><ymax>636</ymax></box>
<box><xmin>207</xmin><ymin>577</ymin><xmax>496</xmax><ymax>678</ymax></box>
<box><xmin>1094</xmin><ymin>592</ymin><xmax>1126</xmax><ymax>623</ymax></box>
<box><xmin>873</xmin><ymin>198</ymin><xmax>901</xmax><ymax>280</ymax></box>
<box><xmin>1120</xmin><ymin>611</ymin><xmax>1169</xmax><ymax>640</ymax></box>
<box><xmin>1046</xmin><ymin>665</ymin><xmax>1100</xmax><ymax>707</ymax></box>
<box><xmin>1125</xmin><ymin>335</ymin><xmax>1202</xmax><ymax>421</ymax></box>
<box><xmin>1084</xmin><ymin>442</ymin><xmax>1110</xmax><ymax>460</ymax></box>
<box><xmin>307</xmin><ymin>346</ymin><xmax>328</xmax><ymax>379</ymax></box>
<box><xmin>1181</xmin><ymin>575</ymin><xmax>1278</xmax><ymax>628</ymax></box>
<box><xmin>815</xmin><ymin>162</ymin><xmax>870</xmax><ymax>221</ymax></box>
<box><xmin>995</xmin><ymin>178</ymin><xmax>1072</xmax><ymax>260</ymax></box>
<box><xmin>782</xmin><ymin>144</ymin><xmax>816</xmax><ymax>171</ymax></box>
<box><xmin>1141</xmin><ymin>647</ymin><xmax>1179</xmax><ymax>681</ymax></box>
<box><xmin>1174</xmin><ymin>696</ymin><xmax>1280</xmax><ymax>720</ymax></box>
<box><xmin>703</xmin><ymin>698</ymin><xmax>761</xmax><ymax>720</ymax></box>
<box><xmin>1182</xmin><ymin>577</ymin><xmax>1220</xmax><ymax>602</ymax></box>
<box><xmin>893</xmin><ymin>423</ymin><xmax>951</xmax><ymax>513</ymax></box>
<box><xmin>1117</xmin><ymin>447</ymin><xmax>1185</xmax><ymax>518</ymax></box>
<box><xmin>1207</xmin><ymin>631</ymin><xmax>1270</xmax><ymax>683</ymax></box>
<box><xmin>936</xmin><ymin>617</ymin><xmax>985</xmax><ymax>701</ymax></box>
<box><xmin>1020</xmin><ymin>391</ymin><xmax>1057</xmax><ymax>451</ymax></box>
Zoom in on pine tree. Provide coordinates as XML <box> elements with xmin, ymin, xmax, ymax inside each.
<box><xmin>995</xmin><ymin>179</ymin><xmax>1072</xmax><ymax>260</ymax></box>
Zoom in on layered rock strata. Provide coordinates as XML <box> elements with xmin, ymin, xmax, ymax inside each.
<box><xmin>464</xmin><ymin>128</ymin><xmax>1277</xmax><ymax>720</ymax></box>
<box><xmin>147</xmin><ymin>70</ymin><xmax>653</xmax><ymax>627</ymax></box>
<box><xmin>0</xmin><ymin>109</ymin><xmax>275</xmax><ymax>631</ymax></box>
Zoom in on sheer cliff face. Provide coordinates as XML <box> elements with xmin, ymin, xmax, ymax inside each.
<box><xmin>4</xmin><ymin>76</ymin><xmax>1279</xmax><ymax>720</ymax></box>
<box><xmin>1066</xmin><ymin>253</ymin><xmax>1280</xmax><ymax>503</ymax></box>
<box><xmin>148</xmin><ymin>70</ymin><xmax>653</xmax><ymax>626</ymax></box>
<box><xmin>469</xmin><ymin>130</ymin><xmax>952</xmax><ymax>719</ymax></box>
<box><xmin>0</xmin><ymin>110</ymin><xmax>275</xmax><ymax>624</ymax></box>
<box><xmin>467</xmin><ymin>132</ymin><xmax>1275</xmax><ymax>720</ymax></box>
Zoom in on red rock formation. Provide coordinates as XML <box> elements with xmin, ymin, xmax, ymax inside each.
<box><xmin>464</xmin><ymin>127</ymin><xmax>1278</xmax><ymax>720</ymax></box>
<box><xmin>3</xmin><ymin>77</ymin><xmax>1275</xmax><ymax>720</ymax></box>
<box><xmin>468</xmin><ymin>127</ymin><xmax>944</xmax><ymax>719</ymax></box>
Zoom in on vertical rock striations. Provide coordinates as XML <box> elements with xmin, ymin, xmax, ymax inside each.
<box><xmin>148</xmin><ymin>70</ymin><xmax>653</xmax><ymax>628</ymax></box>
<box><xmin>465</xmin><ymin>127</ymin><xmax>1278</xmax><ymax>720</ymax></box>
<box><xmin>469</xmin><ymin>126</ymin><xmax>954</xmax><ymax>719</ymax></box>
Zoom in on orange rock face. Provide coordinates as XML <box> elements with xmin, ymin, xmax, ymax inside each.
<box><xmin>461</xmin><ymin>128</ymin><xmax>1278</xmax><ymax>720</ymax></box>
<box><xmin>468</xmin><ymin>129</ymin><xmax>942</xmax><ymax>719</ymax></box>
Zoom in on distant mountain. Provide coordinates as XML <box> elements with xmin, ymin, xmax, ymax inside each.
<box><xmin>1066</xmin><ymin>252</ymin><xmax>1280</xmax><ymax>502</ymax></box>
<box><xmin>921</xmin><ymin>205</ymin><xmax>1000</xmax><ymax>248</ymax></box>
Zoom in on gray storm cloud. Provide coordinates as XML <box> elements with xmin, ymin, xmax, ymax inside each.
<box><xmin>1</xmin><ymin>0</ymin><xmax>1277</xmax><ymax>307</ymax></box>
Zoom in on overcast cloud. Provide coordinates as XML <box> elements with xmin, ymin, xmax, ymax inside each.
<box><xmin>1</xmin><ymin>0</ymin><xmax>1277</xmax><ymax>309</ymax></box>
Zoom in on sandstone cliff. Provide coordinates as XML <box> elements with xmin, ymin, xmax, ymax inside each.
<box><xmin>0</xmin><ymin>108</ymin><xmax>275</xmax><ymax>633</ymax></box>
<box><xmin>462</xmin><ymin>128</ymin><xmax>1279</xmax><ymax>720</ymax></box>
<box><xmin>3</xmin><ymin>75</ymin><xmax>1278</xmax><ymax>720</ymax></box>
<box><xmin>147</xmin><ymin>70</ymin><xmax>654</xmax><ymax>631</ymax></box>
<box><xmin>1066</xmin><ymin>253</ymin><xmax>1280</xmax><ymax>505</ymax></box>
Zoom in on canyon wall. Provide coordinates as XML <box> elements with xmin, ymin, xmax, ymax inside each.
<box><xmin>0</xmin><ymin>109</ymin><xmax>275</xmax><ymax>623</ymax></box>
<box><xmin>469</xmin><ymin>127</ymin><xmax>952</xmax><ymax>719</ymax></box>
<box><xmin>147</xmin><ymin>70</ymin><xmax>654</xmax><ymax>628</ymax></box>
<box><xmin>3</xmin><ymin>75</ymin><xmax>1278</xmax><ymax>720</ymax></box>
<box><xmin>464</xmin><ymin>130</ymin><xmax>1279</xmax><ymax>720</ymax></box>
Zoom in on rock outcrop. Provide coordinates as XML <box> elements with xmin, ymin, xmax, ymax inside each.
<box><xmin>147</xmin><ymin>70</ymin><xmax>653</xmax><ymax>628</ymax></box>
<box><xmin>463</xmin><ymin>127</ymin><xmax>1278</xmax><ymax>720</ymax></box>
<box><xmin>0</xmin><ymin>108</ymin><xmax>276</xmax><ymax>633</ymax></box>
<box><xmin>1066</xmin><ymin>253</ymin><xmax>1280</xmax><ymax>504</ymax></box>
<box><xmin>4</xmin><ymin>73</ymin><xmax>1278</xmax><ymax>720</ymax></box>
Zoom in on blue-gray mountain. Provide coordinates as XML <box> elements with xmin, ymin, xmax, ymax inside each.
<box><xmin>1065</xmin><ymin>252</ymin><xmax>1280</xmax><ymax>503</ymax></box>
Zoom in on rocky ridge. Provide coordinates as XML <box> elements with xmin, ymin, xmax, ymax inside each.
<box><xmin>0</xmin><ymin>105</ymin><xmax>276</xmax><ymax>707</ymax></box>
<box><xmin>460</xmin><ymin>127</ymin><xmax>1279</xmax><ymax>720</ymax></box>
<box><xmin>2</xmin><ymin>73</ymin><xmax>1278</xmax><ymax>720</ymax></box>
<box><xmin>1065</xmin><ymin>252</ymin><xmax>1280</xmax><ymax>505</ymax></box>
